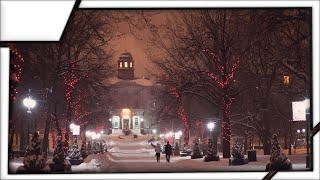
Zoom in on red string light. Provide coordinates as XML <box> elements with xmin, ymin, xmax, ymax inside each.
<box><xmin>51</xmin><ymin>131</ymin><xmax>56</xmax><ymax>149</ymax></box>
<box><xmin>62</xmin><ymin>63</ymin><xmax>79</xmax><ymax>151</ymax></box>
<box><xmin>204</xmin><ymin>51</ymin><xmax>241</xmax><ymax>145</ymax></box>
<box><xmin>221</xmin><ymin>96</ymin><xmax>234</xmax><ymax>143</ymax></box>
<box><xmin>62</xmin><ymin>65</ymin><xmax>91</xmax><ymax>150</ymax></box>
<box><xmin>63</xmin><ymin>63</ymin><xmax>80</xmax><ymax>105</ymax></box>
<box><xmin>170</xmin><ymin>87</ymin><xmax>189</xmax><ymax>144</ymax></box>
<box><xmin>207</xmin><ymin>58</ymin><xmax>240</xmax><ymax>89</ymax></box>
<box><xmin>9</xmin><ymin>48</ymin><xmax>25</xmax><ymax>102</ymax></box>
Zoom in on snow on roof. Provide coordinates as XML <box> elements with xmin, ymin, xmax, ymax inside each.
<box><xmin>133</xmin><ymin>78</ymin><xmax>154</xmax><ymax>86</ymax></box>
<box><xmin>104</xmin><ymin>76</ymin><xmax>155</xmax><ymax>87</ymax></box>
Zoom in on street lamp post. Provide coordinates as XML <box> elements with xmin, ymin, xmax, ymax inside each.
<box><xmin>207</xmin><ymin>122</ymin><xmax>215</xmax><ymax>137</ymax></box>
<box><xmin>23</xmin><ymin>95</ymin><xmax>36</xmax><ymax>144</ymax></box>
<box><xmin>305</xmin><ymin>98</ymin><xmax>310</xmax><ymax>169</ymax></box>
<box><xmin>207</xmin><ymin>122</ymin><xmax>217</xmax><ymax>157</ymax></box>
<box><xmin>152</xmin><ymin>129</ymin><xmax>157</xmax><ymax>138</ymax></box>
<box><xmin>174</xmin><ymin>130</ymin><xmax>182</xmax><ymax>149</ymax></box>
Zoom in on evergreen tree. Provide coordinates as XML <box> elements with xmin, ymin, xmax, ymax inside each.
<box><xmin>270</xmin><ymin>134</ymin><xmax>282</xmax><ymax>163</ymax></box>
<box><xmin>229</xmin><ymin>140</ymin><xmax>248</xmax><ymax>165</ymax></box>
<box><xmin>266</xmin><ymin>134</ymin><xmax>292</xmax><ymax>171</ymax></box>
<box><xmin>65</xmin><ymin>138</ymin><xmax>84</xmax><ymax>165</ymax></box>
<box><xmin>231</xmin><ymin>142</ymin><xmax>244</xmax><ymax>160</ymax></box>
<box><xmin>49</xmin><ymin>136</ymin><xmax>71</xmax><ymax>172</ymax></box>
<box><xmin>18</xmin><ymin>132</ymin><xmax>46</xmax><ymax>173</ymax></box>
<box><xmin>67</xmin><ymin>142</ymin><xmax>82</xmax><ymax>160</ymax></box>
<box><xmin>191</xmin><ymin>141</ymin><xmax>203</xmax><ymax>159</ymax></box>
<box><xmin>53</xmin><ymin>138</ymin><xmax>66</xmax><ymax>164</ymax></box>
<box><xmin>204</xmin><ymin>139</ymin><xmax>219</xmax><ymax>161</ymax></box>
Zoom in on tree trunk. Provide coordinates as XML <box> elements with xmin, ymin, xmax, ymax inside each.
<box><xmin>288</xmin><ymin>124</ymin><xmax>293</xmax><ymax>155</ymax></box>
<box><xmin>284</xmin><ymin>131</ymin><xmax>288</xmax><ymax>149</ymax></box>
<box><xmin>53</xmin><ymin>103</ymin><xmax>62</xmax><ymax>136</ymax></box>
<box><xmin>261</xmin><ymin>108</ymin><xmax>271</xmax><ymax>155</ymax></box>
<box><xmin>222</xmin><ymin>96</ymin><xmax>231</xmax><ymax>158</ymax></box>
<box><xmin>244</xmin><ymin>135</ymin><xmax>248</xmax><ymax>153</ymax></box>
<box><xmin>42</xmin><ymin>75</ymin><xmax>58</xmax><ymax>156</ymax></box>
<box><xmin>42</xmin><ymin>95</ymin><xmax>53</xmax><ymax>156</ymax></box>
<box><xmin>213</xmin><ymin>125</ymin><xmax>218</xmax><ymax>154</ymax></box>
<box><xmin>262</xmin><ymin>134</ymin><xmax>271</xmax><ymax>155</ymax></box>
<box><xmin>64</xmin><ymin>103</ymin><xmax>72</xmax><ymax>152</ymax></box>
<box><xmin>9</xmin><ymin>97</ymin><xmax>15</xmax><ymax>159</ymax></box>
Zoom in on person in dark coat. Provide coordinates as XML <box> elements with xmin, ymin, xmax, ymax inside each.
<box><xmin>164</xmin><ymin>141</ymin><xmax>172</xmax><ymax>162</ymax></box>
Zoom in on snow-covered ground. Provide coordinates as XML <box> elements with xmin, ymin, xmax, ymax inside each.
<box><xmin>71</xmin><ymin>135</ymin><xmax>308</xmax><ymax>173</ymax></box>
<box><xmin>9</xmin><ymin>158</ymin><xmax>24</xmax><ymax>173</ymax></box>
<box><xmin>72</xmin><ymin>159</ymin><xmax>102</xmax><ymax>173</ymax></box>
<box><xmin>9</xmin><ymin>134</ymin><xmax>309</xmax><ymax>173</ymax></box>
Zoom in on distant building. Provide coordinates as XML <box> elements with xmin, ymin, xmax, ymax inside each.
<box><xmin>105</xmin><ymin>52</ymin><xmax>220</xmax><ymax>137</ymax></box>
<box><xmin>106</xmin><ymin>52</ymin><xmax>159</xmax><ymax>135</ymax></box>
<box><xmin>117</xmin><ymin>52</ymin><xmax>134</xmax><ymax>80</ymax></box>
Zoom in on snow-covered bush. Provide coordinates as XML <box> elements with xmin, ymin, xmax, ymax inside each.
<box><xmin>67</xmin><ymin>142</ymin><xmax>82</xmax><ymax>160</ymax></box>
<box><xmin>266</xmin><ymin>134</ymin><xmax>292</xmax><ymax>171</ymax></box>
<box><xmin>204</xmin><ymin>139</ymin><xmax>219</xmax><ymax>161</ymax></box>
<box><xmin>48</xmin><ymin>137</ymin><xmax>71</xmax><ymax>172</ymax></box>
<box><xmin>17</xmin><ymin>132</ymin><xmax>47</xmax><ymax>173</ymax></box>
<box><xmin>229</xmin><ymin>140</ymin><xmax>248</xmax><ymax>165</ymax></box>
<box><xmin>66</xmin><ymin>139</ymin><xmax>84</xmax><ymax>165</ymax></box>
<box><xmin>231</xmin><ymin>142</ymin><xmax>244</xmax><ymax>160</ymax></box>
<box><xmin>191</xmin><ymin>141</ymin><xmax>203</xmax><ymax>159</ymax></box>
<box><xmin>174</xmin><ymin>142</ymin><xmax>180</xmax><ymax>156</ymax></box>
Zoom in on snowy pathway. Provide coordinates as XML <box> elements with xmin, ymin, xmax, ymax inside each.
<box><xmin>72</xmin><ymin>135</ymin><xmax>308</xmax><ymax>173</ymax></box>
<box><xmin>9</xmin><ymin>135</ymin><xmax>308</xmax><ymax>173</ymax></box>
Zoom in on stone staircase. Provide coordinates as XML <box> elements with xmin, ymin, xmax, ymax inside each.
<box><xmin>105</xmin><ymin>135</ymin><xmax>156</xmax><ymax>161</ymax></box>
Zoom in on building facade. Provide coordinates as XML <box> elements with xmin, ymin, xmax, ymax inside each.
<box><xmin>106</xmin><ymin>52</ymin><xmax>159</xmax><ymax>135</ymax></box>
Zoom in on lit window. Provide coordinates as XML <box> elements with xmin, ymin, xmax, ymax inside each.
<box><xmin>283</xmin><ymin>75</ymin><xmax>290</xmax><ymax>85</ymax></box>
<box><xmin>119</xmin><ymin>62</ymin><xmax>122</xmax><ymax>68</ymax></box>
<box><xmin>124</xmin><ymin>62</ymin><xmax>128</xmax><ymax>68</ymax></box>
<box><xmin>130</xmin><ymin>62</ymin><xmax>133</xmax><ymax>68</ymax></box>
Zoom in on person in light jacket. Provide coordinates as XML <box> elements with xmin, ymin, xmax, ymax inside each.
<box><xmin>151</xmin><ymin>142</ymin><xmax>162</xmax><ymax>163</ymax></box>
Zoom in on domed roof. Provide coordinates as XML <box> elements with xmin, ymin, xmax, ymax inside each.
<box><xmin>119</xmin><ymin>52</ymin><xmax>133</xmax><ymax>61</ymax></box>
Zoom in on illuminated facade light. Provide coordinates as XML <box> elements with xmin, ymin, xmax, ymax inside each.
<box><xmin>283</xmin><ymin>75</ymin><xmax>290</xmax><ymax>85</ymax></box>
<box><xmin>297</xmin><ymin>129</ymin><xmax>301</xmax><ymax>133</ymax></box>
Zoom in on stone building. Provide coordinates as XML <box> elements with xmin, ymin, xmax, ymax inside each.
<box><xmin>106</xmin><ymin>52</ymin><xmax>159</xmax><ymax>135</ymax></box>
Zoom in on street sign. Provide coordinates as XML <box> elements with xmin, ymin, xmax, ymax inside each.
<box><xmin>292</xmin><ymin>100</ymin><xmax>309</xmax><ymax>121</ymax></box>
<box><xmin>72</xmin><ymin>124</ymin><xmax>80</xmax><ymax>135</ymax></box>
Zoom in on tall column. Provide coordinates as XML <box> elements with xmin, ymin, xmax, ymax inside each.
<box><xmin>121</xmin><ymin>118</ymin><xmax>123</xmax><ymax>129</ymax></box>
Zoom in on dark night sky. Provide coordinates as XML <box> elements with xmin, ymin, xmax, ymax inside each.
<box><xmin>108</xmin><ymin>11</ymin><xmax>171</xmax><ymax>78</ymax></box>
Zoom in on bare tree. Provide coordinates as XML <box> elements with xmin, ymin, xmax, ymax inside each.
<box><xmin>18</xmin><ymin>10</ymin><xmax>116</xmax><ymax>155</ymax></box>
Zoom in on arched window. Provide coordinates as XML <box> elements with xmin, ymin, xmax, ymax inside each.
<box><xmin>124</xmin><ymin>61</ymin><xmax>128</xmax><ymax>68</ymax></box>
<box><xmin>130</xmin><ymin>62</ymin><xmax>133</xmax><ymax>68</ymax></box>
<box><xmin>119</xmin><ymin>62</ymin><xmax>123</xmax><ymax>68</ymax></box>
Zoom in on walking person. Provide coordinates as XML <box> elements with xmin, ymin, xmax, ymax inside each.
<box><xmin>151</xmin><ymin>142</ymin><xmax>162</xmax><ymax>163</ymax></box>
<box><xmin>164</xmin><ymin>141</ymin><xmax>172</xmax><ymax>163</ymax></box>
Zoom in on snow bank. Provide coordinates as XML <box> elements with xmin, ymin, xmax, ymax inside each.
<box><xmin>9</xmin><ymin>159</ymin><xmax>23</xmax><ymax>173</ymax></box>
<box><xmin>72</xmin><ymin>159</ymin><xmax>102</xmax><ymax>172</ymax></box>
